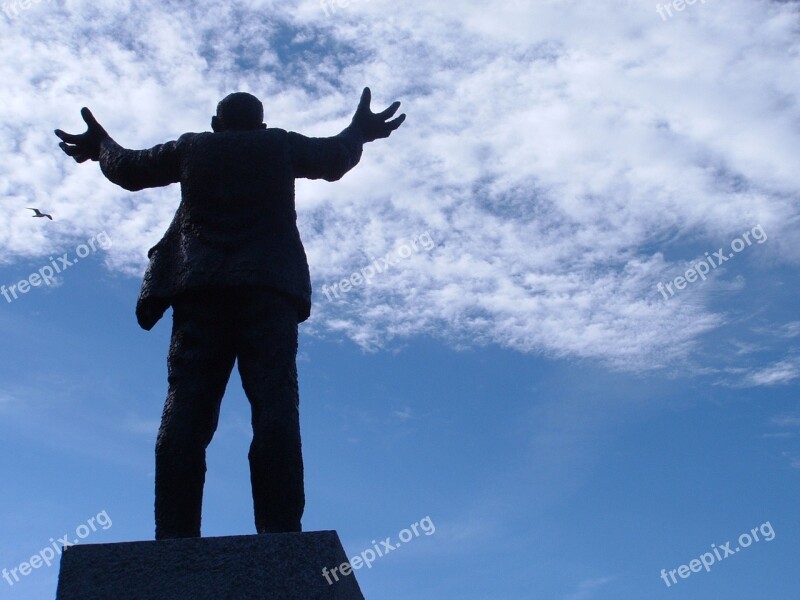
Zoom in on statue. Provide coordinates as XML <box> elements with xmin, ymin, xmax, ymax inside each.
<box><xmin>55</xmin><ymin>88</ymin><xmax>405</xmax><ymax>539</ymax></box>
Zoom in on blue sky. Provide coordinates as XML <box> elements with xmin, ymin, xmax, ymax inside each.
<box><xmin>1</xmin><ymin>0</ymin><xmax>799</xmax><ymax>598</ymax></box>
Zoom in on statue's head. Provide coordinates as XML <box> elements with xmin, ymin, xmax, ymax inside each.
<box><xmin>211</xmin><ymin>92</ymin><xmax>266</xmax><ymax>132</ymax></box>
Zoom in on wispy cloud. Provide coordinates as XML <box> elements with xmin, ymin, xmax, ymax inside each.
<box><xmin>0</xmin><ymin>391</ymin><xmax>19</xmax><ymax>412</ymax></box>
<box><xmin>772</xmin><ymin>415</ymin><xmax>800</xmax><ymax>428</ymax></box>
<box><xmin>2</xmin><ymin>0</ymin><xmax>799</xmax><ymax>376</ymax></box>
<box><xmin>740</xmin><ymin>358</ymin><xmax>800</xmax><ymax>387</ymax></box>
<box><xmin>564</xmin><ymin>576</ymin><xmax>615</xmax><ymax>600</ymax></box>
<box><xmin>778</xmin><ymin>321</ymin><xmax>800</xmax><ymax>338</ymax></box>
<box><xmin>392</xmin><ymin>406</ymin><xmax>414</xmax><ymax>421</ymax></box>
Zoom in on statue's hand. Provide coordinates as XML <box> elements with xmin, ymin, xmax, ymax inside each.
<box><xmin>54</xmin><ymin>107</ymin><xmax>110</xmax><ymax>163</ymax></box>
<box><xmin>350</xmin><ymin>87</ymin><xmax>406</xmax><ymax>143</ymax></box>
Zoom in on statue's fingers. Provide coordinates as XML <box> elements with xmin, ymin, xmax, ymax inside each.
<box><xmin>357</xmin><ymin>87</ymin><xmax>371</xmax><ymax>113</ymax></box>
<box><xmin>377</xmin><ymin>101</ymin><xmax>401</xmax><ymax>120</ymax></box>
<box><xmin>81</xmin><ymin>107</ymin><xmax>102</xmax><ymax>131</ymax></box>
<box><xmin>59</xmin><ymin>142</ymin><xmax>92</xmax><ymax>159</ymax></box>
<box><xmin>58</xmin><ymin>141</ymin><xmax>81</xmax><ymax>156</ymax></box>
<box><xmin>387</xmin><ymin>113</ymin><xmax>406</xmax><ymax>130</ymax></box>
<box><xmin>54</xmin><ymin>129</ymin><xmax>82</xmax><ymax>143</ymax></box>
<box><xmin>373</xmin><ymin>114</ymin><xmax>406</xmax><ymax>139</ymax></box>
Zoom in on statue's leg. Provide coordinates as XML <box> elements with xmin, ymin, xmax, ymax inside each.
<box><xmin>236</xmin><ymin>288</ymin><xmax>304</xmax><ymax>534</ymax></box>
<box><xmin>155</xmin><ymin>290</ymin><xmax>236</xmax><ymax>540</ymax></box>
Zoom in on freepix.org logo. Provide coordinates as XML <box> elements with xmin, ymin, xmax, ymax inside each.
<box><xmin>2</xmin><ymin>511</ymin><xmax>112</xmax><ymax>588</ymax></box>
<box><xmin>322</xmin><ymin>516</ymin><xmax>436</xmax><ymax>585</ymax></box>
<box><xmin>656</xmin><ymin>225</ymin><xmax>766</xmax><ymax>300</ymax></box>
<box><xmin>2</xmin><ymin>0</ymin><xmax>53</xmax><ymax>22</ymax></box>
<box><xmin>320</xmin><ymin>231</ymin><xmax>434</xmax><ymax>302</ymax></box>
<box><xmin>1</xmin><ymin>231</ymin><xmax>112</xmax><ymax>304</ymax></box>
<box><xmin>660</xmin><ymin>521</ymin><xmax>775</xmax><ymax>588</ymax></box>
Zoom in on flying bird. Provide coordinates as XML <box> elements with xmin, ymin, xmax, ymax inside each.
<box><xmin>27</xmin><ymin>208</ymin><xmax>53</xmax><ymax>220</ymax></box>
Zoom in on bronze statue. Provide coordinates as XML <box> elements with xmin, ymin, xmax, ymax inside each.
<box><xmin>55</xmin><ymin>88</ymin><xmax>405</xmax><ymax>539</ymax></box>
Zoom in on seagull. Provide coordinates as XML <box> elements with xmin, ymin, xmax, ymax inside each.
<box><xmin>27</xmin><ymin>208</ymin><xmax>53</xmax><ymax>220</ymax></box>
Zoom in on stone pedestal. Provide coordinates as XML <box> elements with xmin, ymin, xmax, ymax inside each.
<box><xmin>55</xmin><ymin>531</ymin><xmax>365</xmax><ymax>600</ymax></box>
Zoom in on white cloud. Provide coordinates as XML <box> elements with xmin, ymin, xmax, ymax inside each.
<box><xmin>772</xmin><ymin>414</ymin><xmax>800</xmax><ymax>428</ymax></box>
<box><xmin>564</xmin><ymin>576</ymin><xmax>616</xmax><ymax>600</ymax></box>
<box><xmin>741</xmin><ymin>357</ymin><xmax>800</xmax><ymax>387</ymax></box>
<box><xmin>779</xmin><ymin>321</ymin><xmax>800</xmax><ymax>338</ymax></box>
<box><xmin>2</xmin><ymin>0</ymin><xmax>799</xmax><ymax>374</ymax></box>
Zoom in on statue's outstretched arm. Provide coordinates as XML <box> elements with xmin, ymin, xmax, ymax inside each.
<box><xmin>289</xmin><ymin>87</ymin><xmax>405</xmax><ymax>182</ymax></box>
<box><xmin>349</xmin><ymin>87</ymin><xmax>406</xmax><ymax>143</ymax></box>
<box><xmin>55</xmin><ymin>107</ymin><xmax>109</xmax><ymax>163</ymax></box>
<box><xmin>55</xmin><ymin>107</ymin><xmax>180</xmax><ymax>192</ymax></box>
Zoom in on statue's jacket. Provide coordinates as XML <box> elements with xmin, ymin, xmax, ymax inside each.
<box><xmin>98</xmin><ymin>127</ymin><xmax>364</xmax><ymax>330</ymax></box>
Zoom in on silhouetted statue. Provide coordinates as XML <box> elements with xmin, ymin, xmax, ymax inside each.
<box><xmin>55</xmin><ymin>88</ymin><xmax>405</xmax><ymax>539</ymax></box>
